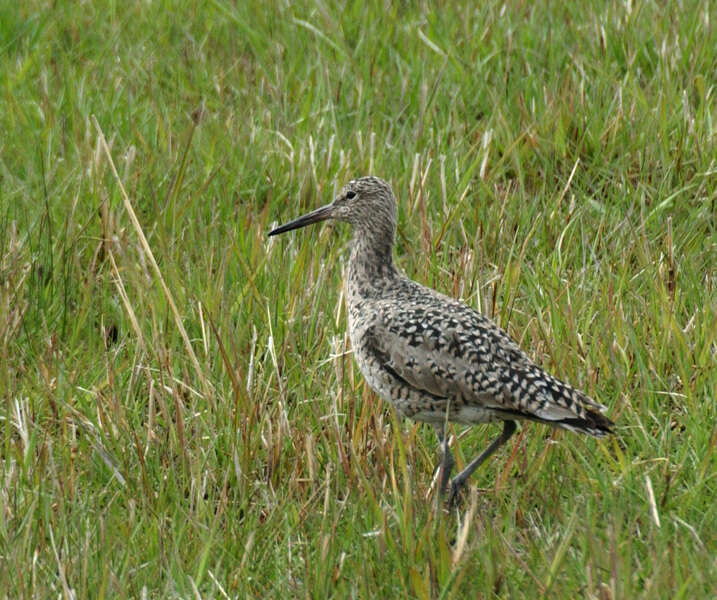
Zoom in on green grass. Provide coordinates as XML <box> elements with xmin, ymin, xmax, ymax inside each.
<box><xmin>1</xmin><ymin>0</ymin><xmax>716</xmax><ymax>597</ymax></box>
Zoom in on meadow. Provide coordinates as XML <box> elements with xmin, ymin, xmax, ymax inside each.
<box><xmin>1</xmin><ymin>0</ymin><xmax>716</xmax><ymax>597</ymax></box>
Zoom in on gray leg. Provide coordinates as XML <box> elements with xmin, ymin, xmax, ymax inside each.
<box><xmin>448</xmin><ymin>420</ymin><xmax>516</xmax><ymax>506</ymax></box>
<box><xmin>433</xmin><ymin>424</ymin><xmax>454</xmax><ymax>497</ymax></box>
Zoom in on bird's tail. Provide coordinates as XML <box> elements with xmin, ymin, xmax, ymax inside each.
<box><xmin>552</xmin><ymin>406</ymin><xmax>614</xmax><ymax>437</ymax></box>
<box><xmin>501</xmin><ymin>368</ymin><xmax>614</xmax><ymax>437</ymax></box>
<box><xmin>537</xmin><ymin>371</ymin><xmax>614</xmax><ymax>437</ymax></box>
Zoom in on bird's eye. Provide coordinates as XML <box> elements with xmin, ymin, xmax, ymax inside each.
<box><xmin>346</xmin><ymin>191</ymin><xmax>356</xmax><ymax>200</ymax></box>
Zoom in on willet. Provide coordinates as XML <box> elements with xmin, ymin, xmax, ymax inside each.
<box><xmin>269</xmin><ymin>176</ymin><xmax>613</xmax><ymax>504</ymax></box>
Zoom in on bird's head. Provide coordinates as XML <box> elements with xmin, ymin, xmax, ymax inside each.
<box><xmin>268</xmin><ymin>176</ymin><xmax>397</xmax><ymax>239</ymax></box>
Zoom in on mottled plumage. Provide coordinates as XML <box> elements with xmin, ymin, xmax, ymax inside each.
<box><xmin>269</xmin><ymin>176</ymin><xmax>613</xmax><ymax>503</ymax></box>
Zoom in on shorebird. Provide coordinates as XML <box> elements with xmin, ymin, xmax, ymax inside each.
<box><xmin>269</xmin><ymin>176</ymin><xmax>613</xmax><ymax>504</ymax></box>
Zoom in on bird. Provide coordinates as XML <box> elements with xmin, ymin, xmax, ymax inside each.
<box><xmin>268</xmin><ymin>176</ymin><xmax>613</xmax><ymax>505</ymax></box>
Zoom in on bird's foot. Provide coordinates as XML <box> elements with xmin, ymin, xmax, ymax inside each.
<box><xmin>446</xmin><ymin>478</ymin><xmax>466</xmax><ymax>508</ymax></box>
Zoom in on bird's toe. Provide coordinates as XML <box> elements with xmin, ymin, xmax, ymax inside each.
<box><xmin>447</xmin><ymin>479</ymin><xmax>466</xmax><ymax>508</ymax></box>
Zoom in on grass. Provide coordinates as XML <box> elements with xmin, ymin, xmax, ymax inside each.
<box><xmin>1</xmin><ymin>0</ymin><xmax>716</xmax><ymax>597</ymax></box>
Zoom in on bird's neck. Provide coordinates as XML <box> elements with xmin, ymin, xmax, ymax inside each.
<box><xmin>347</xmin><ymin>231</ymin><xmax>399</xmax><ymax>299</ymax></box>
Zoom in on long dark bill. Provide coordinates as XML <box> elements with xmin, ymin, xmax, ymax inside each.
<box><xmin>268</xmin><ymin>203</ymin><xmax>334</xmax><ymax>236</ymax></box>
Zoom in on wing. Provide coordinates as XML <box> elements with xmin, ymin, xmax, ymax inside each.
<box><xmin>361</xmin><ymin>296</ymin><xmax>612</xmax><ymax>436</ymax></box>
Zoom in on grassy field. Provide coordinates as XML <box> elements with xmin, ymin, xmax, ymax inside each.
<box><xmin>2</xmin><ymin>0</ymin><xmax>716</xmax><ymax>597</ymax></box>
